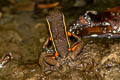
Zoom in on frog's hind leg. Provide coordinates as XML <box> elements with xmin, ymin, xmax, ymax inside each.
<box><xmin>70</xmin><ymin>41</ymin><xmax>84</xmax><ymax>60</ymax></box>
<box><xmin>43</xmin><ymin>52</ymin><xmax>60</xmax><ymax>67</ymax></box>
<box><xmin>68</xmin><ymin>32</ymin><xmax>84</xmax><ymax>60</ymax></box>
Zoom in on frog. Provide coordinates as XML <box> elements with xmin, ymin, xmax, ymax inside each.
<box><xmin>41</xmin><ymin>10</ymin><xmax>84</xmax><ymax>69</ymax></box>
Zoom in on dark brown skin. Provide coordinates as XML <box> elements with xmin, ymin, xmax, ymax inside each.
<box><xmin>42</xmin><ymin>11</ymin><xmax>84</xmax><ymax>67</ymax></box>
<box><xmin>47</xmin><ymin>11</ymin><xmax>69</xmax><ymax>58</ymax></box>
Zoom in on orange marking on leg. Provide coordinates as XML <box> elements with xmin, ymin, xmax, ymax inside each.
<box><xmin>49</xmin><ymin>37</ymin><xmax>52</xmax><ymax>40</ymax></box>
<box><xmin>51</xmin><ymin>52</ymin><xmax>59</xmax><ymax>59</ymax></box>
<box><xmin>72</xmin><ymin>42</ymin><xmax>80</xmax><ymax>51</ymax></box>
<box><xmin>67</xmin><ymin>32</ymin><xmax>72</xmax><ymax>36</ymax></box>
<box><xmin>51</xmin><ymin>56</ymin><xmax>55</xmax><ymax>59</ymax></box>
<box><xmin>68</xmin><ymin>48</ymin><xmax>71</xmax><ymax>51</ymax></box>
<box><xmin>55</xmin><ymin>52</ymin><xmax>59</xmax><ymax>56</ymax></box>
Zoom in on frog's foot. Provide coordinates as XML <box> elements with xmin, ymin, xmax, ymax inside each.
<box><xmin>43</xmin><ymin>56</ymin><xmax>60</xmax><ymax>67</ymax></box>
<box><xmin>43</xmin><ymin>56</ymin><xmax>72</xmax><ymax>74</ymax></box>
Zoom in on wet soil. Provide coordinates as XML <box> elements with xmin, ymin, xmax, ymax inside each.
<box><xmin>0</xmin><ymin>0</ymin><xmax>120</xmax><ymax>80</ymax></box>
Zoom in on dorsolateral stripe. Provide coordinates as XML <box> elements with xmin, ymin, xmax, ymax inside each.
<box><xmin>46</xmin><ymin>18</ymin><xmax>57</xmax><ymax>52</ymax></box>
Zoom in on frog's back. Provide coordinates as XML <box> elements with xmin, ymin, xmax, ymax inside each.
<box><xmin>47</xmin><ymin>11</ymin><xmax>70</xmax><ymax>57</ymax></box>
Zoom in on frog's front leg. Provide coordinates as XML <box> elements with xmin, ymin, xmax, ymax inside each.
<box><xmin>69</xmin><ymin>33</ymin><xmax>84</xmax><ymax>60</ymax></box>
<box><xmin>43</xmin><ymin>37</ymin><xmax>54</xmax><ymax>53</ymax></box>
<box><xmin>43</xmin><ymin>38</ymin><xmax>50</xmax><ymax>49</ymax></box>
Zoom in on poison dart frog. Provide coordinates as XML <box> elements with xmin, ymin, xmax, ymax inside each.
<box><xmin>42</xmin><ymin>11</ymin><xmax>84</xmax><ymax>67</ymax></box>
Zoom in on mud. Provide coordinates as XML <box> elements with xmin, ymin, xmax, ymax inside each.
<box><xmin>0</xmin><ymin>0</ymin><xmax>120</xmax><ymax>80</ymax></box>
